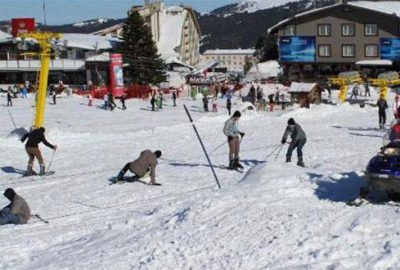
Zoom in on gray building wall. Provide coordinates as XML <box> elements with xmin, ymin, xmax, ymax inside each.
<box><xmin>277</xmin><ymin>5</ymin><xmax>400</xmax><ymax>63</ymax></box>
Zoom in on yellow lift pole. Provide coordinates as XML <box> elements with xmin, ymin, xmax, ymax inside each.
<box><xmin>18</xmin><ymin>32</ymin><xmax>62</xmax><ymax>128</ymax></box>
<box><xmin>369</xmin><ymin>78</ymin><xmax>400</xmax><ymax>100</ymax></box>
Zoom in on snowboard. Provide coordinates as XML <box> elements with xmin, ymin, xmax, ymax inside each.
<box><xmin>22</xmin><ymin>171</ymin><xmax>55</xmax><ymax>178</ymax></box>
<box><xmin>109</xmin><ymin>176</ymin><xmax>162</xmax><ymax>186</ymax></box>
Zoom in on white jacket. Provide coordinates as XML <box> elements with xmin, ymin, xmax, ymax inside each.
<box><xmin>393</xmin><ymin>99</ymin><xmax>400</xmax><ymax>115</ymax></box>
<box><xmin>223</xmin><ymin>117</ymin><xmax>242</xmax><ymax>137</ymax></box>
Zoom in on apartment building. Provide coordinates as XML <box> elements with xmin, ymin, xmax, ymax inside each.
<box><xmin>201</xmin><ymin>49</ymin><xmax>255</xmax><ymax>72</ymax></box>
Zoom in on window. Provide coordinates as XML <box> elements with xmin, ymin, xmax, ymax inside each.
<box><xmin>342</xmin><ymin>24</ymin><xmax>355</xmax><ymax>36</ymax></box>
<box><xmin>365</xmin><ymin>24</ymin><xmax>378</xmax><ymax>36</ymax></box>
<box><xmin>342</xmin><ymin>45</ymin><xmax>355</xmax><ymax>57</ymax></box>
<box><xmin>365</xmin><ymin>44</ymin><xmax>378</xmax><ymax>57</ymax></box>
<box><xmin>283</xmin><ymin>25</ymin><xmax>295</xmax><ymax>36</ymax></box>
<box><xmin>318</xmin><ymin>24</ymin><xmax>331</xmax><ymax>36</ymax></box>
<box><xmin>318</xmin><ymin>44</ymin><xmax>331</xmax><ymax>57</ymax></box>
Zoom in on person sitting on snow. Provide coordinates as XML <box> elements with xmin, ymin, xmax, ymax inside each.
<box><xmin>0</xmin><ymin>188</ymin><xmax>31</xmax><ymax>225</ymax></box>
<box><xmin>115</xmin><ymin>150</ymin><xmax>162</xmax><ymax>184</ymax></box>
<box><xmin>281</xmin><ymin>118</ymin><xmax>307</xmax><ymax>167</ymax></box>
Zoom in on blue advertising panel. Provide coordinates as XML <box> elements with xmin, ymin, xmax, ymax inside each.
<box><xmin>279</xmin><ymin>36</ymin><xmax>316</xmax><ymax>62</ymax></box>
<box><xmin>381</xmin><ymin>38</ymin><xmax>400</xmax><ymax>61</ymax></box>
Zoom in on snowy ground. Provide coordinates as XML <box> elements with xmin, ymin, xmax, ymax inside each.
<box><xmin>1</xmin><ymin>91</ymin><xmax>400</xmax><ymax>269</ymax></box>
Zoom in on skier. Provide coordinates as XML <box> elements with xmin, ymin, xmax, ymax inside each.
<box><xmin>0</xmin><ymin>188</ymin><xmax>31</xmax><ymax>225</ymax></box>
<box><xmin>120</xmin><ymin>95</ymin><xmax>127</xmax><ymax>110</ymax></box>
<box><xmin>52</xmin><ymin>91</ymin><xmax>57</xmax><ymax>105</ymax></box>
<box><xmin>21</xmin><ymin>86</ymin><xmax>28</xmax><ymax>98</ymax></box>
<box><xmin>350</xmin><ymin>83</ymin><xmax>359</xmax><ymax>100</ymax></box>
<box><xmin>223</xmin><ymin>111</ymin><xmax>245</xmax><ymax>169</ymax></box>
<box><xmin>108</xmin><ymin>93</ymin><xmax>116</xmax><ymax>111</ymax></box>
<box><xmin>6</xmin><ymin>90</ymin><xmax>12</xmax><ymax>106</ymax></box>
<box><xmin>102</xmin><ymin>94</ymin><xmax>108</xmax><ymax>110</ymax></box>
<box><xmin>365</xmin><ymin>81</ymin><xmax>371</xmax><ymax>97</ymax></box>
<box><xmin>21</xmin><ymin>127</ymin><xmax>57</xmax><ymax>176</ymax></box>
<box><xmin>150</xmin><ymin>94</ymin><xmax>156</xmax><ymax>111</ymax></box>
<box><xmin>158</xmin><ymin>93</ymin><xmax>164</xmax><ymax>109</ymax></box>
<box><xmin>172</xmin><ymin>92</ymin><xmax>177</xmax><ymax>107</ymax></box>
<box><xmin>377</xmin><ymin>95</ymin><xmax>388</xmax><ymax>129</ymax></box>
<box><xmin>393</xmin><ymin>95</ymin><xmax>400</xmax><ymax>119</ymax></box>
<box><xmin>115</xmin><ymin>150</ymin><xmax>162</xmax><ymax>184</ymax></box>
<box><xmin>226</xmin><ymin>95</ymin><xmax>232</xmax><ymax>115</ymax></box>
<box><xmin>203</xmin><ymin>95</ymin><xmax>209</xmax><ymax>112</ymax></box>
<box><xmin>281</xmin><ymin>118</ymin><xmax>307</xmax><ymax>167</ymax></box>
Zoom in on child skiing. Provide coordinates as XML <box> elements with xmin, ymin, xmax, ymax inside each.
<box><xmin>223</xmin><ymin>111</ymin><xmax>245</xmax><ymax>170</ymax></box>
<box><xmin>21</xmin><ymin>127</ymin><xmax>57</xmax><ymax>176</ymax></box>
<box><xmin>281</xmin><ymin>118</ymin><xmax>307</xmax><ymax>167</ymax></box>
<box><xmin>0</xmin><ymin>188</ymin><xmax>31</xmax><ymax>225</ymax></box>
<box><xmin>115</xmin><ymin>150</ymin><xmax>162</xmax><ymax>185</ymax></box>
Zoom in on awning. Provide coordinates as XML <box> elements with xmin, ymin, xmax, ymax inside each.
<box><xmin>356</xmin><ymin>60</ymin><xmax>393</xmax><ymax>66</ymax></box>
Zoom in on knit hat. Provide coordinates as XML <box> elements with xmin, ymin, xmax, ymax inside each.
<box><xmin>3</xmin><ymin>188</ymin><xmax>15</xmax><ymax>201</ymax></box>
<box><xmin>288</xmin><ymin>118</ymin><xmax>295</xmax><ymax>125</ymax></box>
<box><xmin>154</xmin><ymin>150</ymin><xmax>162</xmax><ymax>158</ymax></box>
<box><xmin>233</xmin><ymin>111</ymin><xmax>241</xmax><ymax>118</ymax></box>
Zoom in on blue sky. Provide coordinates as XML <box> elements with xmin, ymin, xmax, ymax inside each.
<box><xmin>0</xmin><ymin>0</ymin><xmax>235</xmax><ymax>25</ymax></box>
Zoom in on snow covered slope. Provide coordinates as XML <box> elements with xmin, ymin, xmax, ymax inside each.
<box><xmin>236</xmin><ymin>0</ymin><xmax>304</xmax><ymax>13</ymax></box>
<box><xmin>1</xmin><ymin>91</ymin><xmax>400</xmax><ymax>269</ymax></box>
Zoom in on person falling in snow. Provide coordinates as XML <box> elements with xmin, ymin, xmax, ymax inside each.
<box><xmin>115</xmin><ymin>150</ymin><xmax>162</xmax><ymax>185</ymax></box>
<box><xmin>0</xmin><ymin>188</ymin><xmax>31</xmax><ymax>226</ymax></box>
<box><xmin>377</xmin><ymin>94</ymin><xmax>388</xmax><ymax>129</ymax></box>
<box><xmin>281</xmin><ymin>118</ymin><xmax>307</xmax><ymax>167</ymax></box>
<box><xmin>223</xmin><ymin>111</ymin><xmax>245</xmax><ymax>170</ymax></box>
<box><xmin>21</xmin><ymin>127</ymin><xmax>57</xmax><ymax>176</ymax></box>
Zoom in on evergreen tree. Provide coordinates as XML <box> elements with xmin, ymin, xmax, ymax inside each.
<box><xmin>254</xmin><ymin>33</ymin><xmax>279</xmax><ymax>62</ymax></box>
<box><xmin>118</xmin><ymin>10</ymin><xmax>166</xmax><ymax>85</ymax></box>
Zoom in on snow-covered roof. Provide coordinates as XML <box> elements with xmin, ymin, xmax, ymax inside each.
<box><xmin>86</xmin><ymin>52</ymin><xmax>110</xmax><ymax>62</ymax></box>
<box><xmin>247</xmin><ymin>60</ymin><xmax>282</xmax><ymax>79</ymax></box>
<box><xmin>356</xmin><ymin>59</ymin><xmax>393</xmax><ymax>66</ymax></box>
<box><xmin>269</xmin><ymin>1</ymin><xmax>400</xmax><ymax>34</ymax></box>
<box><xmin>202</xmin><ymin>49</ymin><xmax>255</xmax><ymax>55</ymax></box>
<box><xmin>0</xmin><ymin>30</ymin><xmax>12</xmax><ymax>43</ymax></box>
<box><xmin>157</xmin><ymin>8</ymin><xmax>187</xmax><ymax>60</ymax></box>
<box><xmin>62</xmin><ymin>34</ymin><xmax>119</xmax><ymax>50</ymax></box>
<box><xmin>165</xmin><ymin>57</ymin><xmax>194</xmax><ymax>70</ymax></box>
<box><xmin>289</xmin><ymin>82</ymin><xmax>317</xmax><ymax>93</ymax></box>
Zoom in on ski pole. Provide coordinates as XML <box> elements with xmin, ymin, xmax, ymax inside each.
<box><xmin>7</xmin><ymin>108</ymin><xmax>17</xmax><ymax>129</ymax></box>
<box><xmin>209</xmin><ymin>141</ymin><xmax>227</xmax><ymax>156</ymax></box>
<box><xmin>184</xmin><ymin>104</ymin><xmax>221</xmax><ymax>189</ymax></box>
<box><xmin>274</xmin><ymin>144</ymin><xmax>284</xmax><ymax>161</ymax></box>
<box><xmin>32</xmin><ymin>214</ymin><xmax>49</xmax><ymax>224</ymax></box>
<box><xmin>47</xmin><ymin>150</ymin><xmax>56</xmax><ymax>172</ymax></box>
<box><xmin>265</xmin><ymin>144</ymin><xmax>282</xmax><ymax>161</ymax></box>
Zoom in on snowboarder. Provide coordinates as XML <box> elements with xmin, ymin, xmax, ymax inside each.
<box><xmin>6</xmin><ymin>90</ymin><xmax>12</xmax><ymax>106</ymax></box>
<box><xmin>0</xmin><ymin>188</ymin><xmax>31</xmax><ymax>225</ymax></box>
<box><xmin>21</xmin><ymin>127</ymin><xmax>57</xmax><ymax>176</ymax></box>
<box><xmin>203</xmin><ymin>95</ymin><xmax>209</xmax><ymax>112</ymax></box>
<box><xmin>281</xmin><ymin>118</ymin><xmax>307</xmax><ymax>167</ymax></box>
<box><xmin>377</xmin><ymin>95</ymin><xmax>388</xmax><ymax>129</ymax></box>
<box><xmin>223</xmin><ymin>111</ymin><xmax>245</xmax><ymax>170</ymax></box>
<box><xmin>115</xmin><ymin>150</ymin><xmax>162</xmax><ymax>184</ymax></box>
<box><xmin>172</xmin><ymin>92</ymin><xmax>177</xmax><ymax>107</ymax></box>
<box><xmin>120</xmin><ymin>95</ymin><xmax>127</xmax><ymax>110</ymax></box>
<box><xmin>226</xmin><ymin>95</ymin><xmax>232</xmax><ymax>115</ymax></box>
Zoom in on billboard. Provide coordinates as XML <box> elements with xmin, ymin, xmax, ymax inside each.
<box><xmin>109</xmin><ymin>54</ymin><xmax>125</xmax><ymax>97</ymax></box>
<box><xmin>381</xmin><ymin>38</ymin><xmax>400</xmax><ymax>61</ymax></box>
<box><xmin>279</xmin><ymin>36</ymin><xmax>316</xmax><ymax>62</ymax></box>
<box><xmin>11</xmin><ymin>18</ymin><xmax>35</xmax><ymax>37</ymax></box>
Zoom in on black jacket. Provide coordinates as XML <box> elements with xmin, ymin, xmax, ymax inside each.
<box><xmin>377</xmin><ymin>99</ymin><xmax>388</xmax><ymax>112</ymax></box>
<box><xmin>21</xmin><ymin>129</ymin><xmax>55</xmax><ymax>149</ymax></box>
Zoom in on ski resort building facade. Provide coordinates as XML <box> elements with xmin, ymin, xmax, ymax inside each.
<box><xmin>268</xmin><ymin>0</ymin><xmax>400</xmax><ymax>77</ymax></box>
<box><xmin>93</xmin><ymin>2</ymin><xmax>201</xmax><ymax>66</ymax></box>
<box><xmin>200</xmin><ymin>49</ymin><xmax>256</xmax><ymax>73</ymax></box>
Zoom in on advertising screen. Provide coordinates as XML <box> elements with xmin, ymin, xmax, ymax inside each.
<box><xmin>109</xmin><ymin>54</ymin><xmax>125</xmax><ymax>97</ymax></box>
<box><xmin>279</xmin><ymin>36</ymin><xmax>316</xmax><ymax>62</ymax></box>
<box><xmin>11</xmin><ymin>18</ymin><xmax>35</xmax><ymax>37</ymax></box>
<box><xmin>381</xmin><ymin>38</ymin><xmax>400</xmax><ymax>61</ymax></box>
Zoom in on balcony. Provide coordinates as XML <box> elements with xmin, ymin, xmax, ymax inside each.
<box><xmin>0</xmin><ymin>59</ymin><xmax>85</xmax><ymax>71</ymax></box>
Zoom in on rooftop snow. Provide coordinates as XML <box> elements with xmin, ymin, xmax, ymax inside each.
<box><xmin>0</xmin><ymin>30</ymin><xmax>11</xmax><ymax>43</ymax></box>
<box><xmin>289</xmin><ymin>82</ymin><xmax>317</xmax><ymax>93</ymax></box>
<box><xmin>62</xmin><ymin>34</ymin><xmax>119</xmax><ymax>50</ymax></box>
<box><xmin>356</xmin><ymin>59</ymin><xmax>393</xmax><ymax>66</ymax></box>
<box><xmin>203</xmin><ymin>49</ymin><xmax>255</xmax><ymax>55</ymax></box>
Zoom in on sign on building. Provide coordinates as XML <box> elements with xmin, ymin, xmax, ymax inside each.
<box><xmin>381</xmin><ymin>38</ymin><xmax>400</xmax><ymax>61</ymax></box>
<box><xmin>279</xmin><ymin>36</ymin><xmax>316</xmax><ymax>63</ymax></box>
<box><xmin>11</xmin><ymin>18</ymin><xmax>35</xmax><ymax>37</ymax></box>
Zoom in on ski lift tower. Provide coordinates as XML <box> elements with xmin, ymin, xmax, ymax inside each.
<box><xmin>369</xmin><ymin>72</ymin><xmax>400</xmax><ymax>100</ymax></box>
<box><xmin>18</xmin><ymin>32</ymin><xmax>62</xmax><ymax>128</ymax></box>
<box><xmin>329</xmin><ymin>71</ymin><xmax>363</xmax><ymax>103</ymax></box>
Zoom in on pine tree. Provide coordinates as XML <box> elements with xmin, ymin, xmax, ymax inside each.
<box><xmin>118</xmin><ymin>10</ymin><xmax>166</xmax><ymax>85</ymax></box>
<box><xmin>254</xmin><ymin>33</ymin><xmax>279</xmax><ymax>62</ymax></box>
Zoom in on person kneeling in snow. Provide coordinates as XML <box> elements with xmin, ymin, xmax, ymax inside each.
<box><xmin>281</xmin><ymin>118</ymin><xmax>307</xmax><ymax>167</ymax></box>
<box><xmin>0</xmin><ymin>188</ymin><xmax>31</xmax><ymax>225</ymax></box>
<box><xmin>115</xmin><ymin>150</ymin><xmax>162</xmax><ymax>184</ymax></box>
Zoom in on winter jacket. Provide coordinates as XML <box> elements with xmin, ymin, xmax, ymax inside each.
<box><xmin>10</xmin><ymin>194</ymin><xmax>31</xmax><ymax>224</ymax></box>
<box><xmin>393</xmin><ymin>100</ymin><xmax>400</xmax><ymax>115</ymax></box>
<box><xmin>223</xmin><ymin>118</ymin><xmax>242</xmax><ymax>137</ymax></box>
<box><xmin>129</xmin><ymin>150</ymin><xmax>158</xmax><ymax>182</ymax></box>
<box><xmin>282</xmin><ymin>123</ymin><xmax>306</xmax><ymax>142</ymax></box>
<box><xmin>377</xmin><ymin>99</ymin><xmax>388</xmax><ymax>112</ymax></box>
<box><xmin>21</xmin><ymin>129</ymin><xmax>55</xmax><ymax>149</ymax></box>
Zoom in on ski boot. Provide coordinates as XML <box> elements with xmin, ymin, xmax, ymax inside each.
<box><xmin>115</xmin><ymin>170</ymin><xmax>126</xmax><ymax>183</ymax></box>
<box><xmin>234</xmin><ymin>158</ymin><xmax>244</xmax><ymax>170</ymax></box>
<box><xmin>286</xmin><ymin>157</ymin><xmax>291</xmax><ymax>163</ymax></box>
<box><xmin>24</xmin><ymin>164</ymin><xmax>34</xmax><ymax>177</ymax></box>
<box><xmin>297</xmin><ymin>157</ymin><xmax>305</xmax><ymax>167</ymax></box>
<box><xmin>39</xmin><ymin>164</ymin><xmax>46</xmax><ymax>176</ymax></box>
<box><xmin>228</xmin><ymin>160</ymin><xmax>235</xmax><ymax>170</ymax></box>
